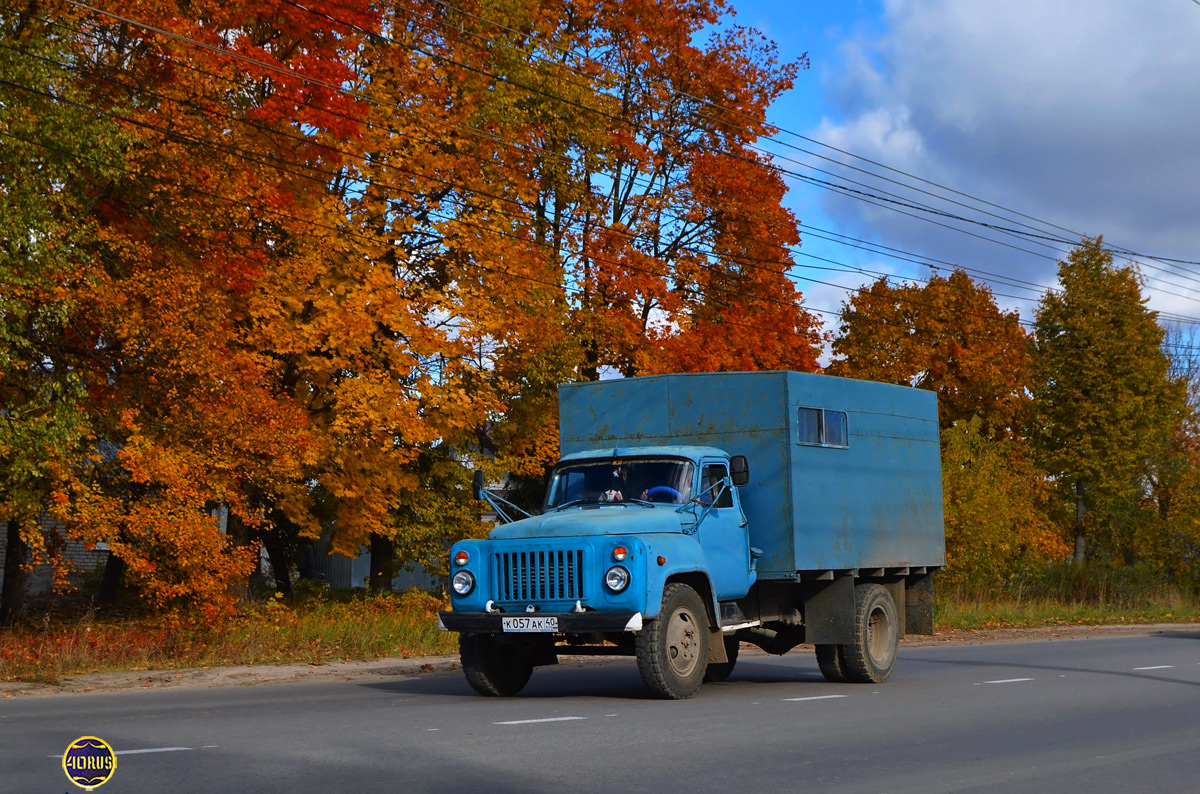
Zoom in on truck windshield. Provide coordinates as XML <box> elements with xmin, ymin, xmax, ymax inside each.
<box><xmin>546</xmin><ymin>458</ymin><xmax>695</xmax><ymax>507</ymax></box>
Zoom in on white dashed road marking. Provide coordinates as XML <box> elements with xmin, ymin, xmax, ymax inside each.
<box><xmin>782</xmin><ymin>695</ymin><xmax>848</xmax><ymax>702</ymax></box>
<box><xmin>48</xmin><ymin>747</ymin><xmax>193</xmax><ymax>758</ymax></box>
<box><xmin>1133</xmin><ymin>666</ymin><xmax>1173</xmax><ymax>671</ymax></box>
<box><xmin>494</xmin><ymin>716</ymin><xmax>587</xmax><ymax>725</ymax></box>
<box><xmin>981</xmin><ymin>678</ymin><xmax>1034</xmax><ymax>685</ymax></box>
<box><xmin>116</xmin><ymin>747</ymin><xmax>193</xmax><ymax>755</ymax></box>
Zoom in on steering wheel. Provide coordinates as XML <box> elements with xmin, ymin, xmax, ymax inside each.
<box><xmin>643</xmin><ymin>485</ymin><xmax>683</xmax><ymax>503</ymax></box>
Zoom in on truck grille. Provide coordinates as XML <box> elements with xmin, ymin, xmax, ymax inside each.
<box><xmin>494</xmin><ymin>549</ymin><xmax>585</xmax><ymax>602</ymax></box>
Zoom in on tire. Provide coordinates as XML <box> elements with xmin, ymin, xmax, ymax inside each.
<box><xmin>842</xmin><ymin>583</ymin><xmax>899</xmax><ymax>684</ymax></box>
<box><xmin>815</xmin><ymin>644</ymin><xmax>848</xmax><ymax>683</ymax></box>
<box><xmin>460</xmin><ymin>633</ymin><xmax>534</xmax><ymax>697</ymax></box>
<box><xmin>636</xmin><ymin>583</ymin><xmax>710</xmax><ymax>699</ymax></box>
<box><xmin>703</xmin><ymin>635</ymin><xmax>740</xmax><ymax>682</ymax></box>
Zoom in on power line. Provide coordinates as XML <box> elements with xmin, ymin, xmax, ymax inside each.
<box><xmin>0</xmin><ymin>20</ymin><xmax>1044</xmax><ymax>326</ymax></box>
<box><xmin>19</xmin><ymin>4</ymin><xmax>1200</xmax><ymax>338</ymax></box>
<box><xmin>402</xmin><ymin>0</ymin><xmax>1200</xmax><ymax>277</ymax></box>
<box><xmin>10</xmin><ymin>115</ymin><xmax>1193</xmax><ymax>364</ymax></box>
<box><xmin>53</xmin><ymin>0</ymin><xmax>1200</xmax><ymax>301</ymax></box>
<box><xmin>288</xmin><ymin>0</ymin><xmax>1200</xmax><ymax>302</ymax></box>
<box><xmin>0</xmin><ymin>86</ymin><xmax>1035</xmax><ymax>357</ymax></box>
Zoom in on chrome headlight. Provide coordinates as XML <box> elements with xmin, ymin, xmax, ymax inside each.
<box><xmin>604</xmin><ymin>565</ymin><xmax>630</xmax><ymax>593</ymax></box>
<box><xmin>451</xmin><ymin>570</ymin><xmax>475</xmax><ymax>596</ymax></box>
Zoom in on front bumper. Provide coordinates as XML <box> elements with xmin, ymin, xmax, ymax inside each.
<box><xmin>438</xmin><ymin>611</ymin><xmax>642</xmax><ymax>633</ymax></box>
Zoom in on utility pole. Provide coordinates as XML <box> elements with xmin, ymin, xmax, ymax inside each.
<box><xmin>1074</xmin><ymin>479</ymin><xmax>1086</xmax><ymax>563</ymax></box>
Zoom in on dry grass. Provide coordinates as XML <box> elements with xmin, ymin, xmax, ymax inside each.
<box><xmin>0</xmin><ymin>588</ymin><xmax>457</xmax><ymax>684</ymax></box>
<box><xmin>936</xmin><ymin>598</ymin><xmax>1200</xmax><ymax>631</ymax></box>
<box><xmin>936</xmin><ymin>562</ymin><xmax>1200</xmax><ymax>629</ymax></box>
<box><xmin>8</xmin><ymin>566</ymin><xmax>1200</xmax><ymax>684</ymax></box>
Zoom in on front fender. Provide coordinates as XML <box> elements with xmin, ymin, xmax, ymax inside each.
<box><xmin>637</xmin><ymin>534</ymin><xmax>717</xmax><ymax>622</ymax></box>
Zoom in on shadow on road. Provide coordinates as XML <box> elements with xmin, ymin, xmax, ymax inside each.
<box><xmin>713</xmin><ymin>659</ymin><xmax>825</xmax><ymax>685</ymax></box>
<box><xmin>358</xmin><ymin>661</ymin><xmax>654</xmax><ymax>700</ymax></box>
<box><xmin>357</xmin><ymin>655</ymin><xmax>827</xmax><ymax>699</ymax></box>
<box><xmin>912</xmin><ymin>653</ymin><xmax>1200</xmax><ymax>688</ymax></box>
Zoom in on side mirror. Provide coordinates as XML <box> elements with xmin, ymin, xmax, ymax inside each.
<box><xmin>472</xmin><ymin>469</ymin><xmax>485</xmax><ymax>500</ymax></box>
<box><xmin>730</xmin><ymin>455</ymin><xmax>750</xmax><ymax>487</ymax></box>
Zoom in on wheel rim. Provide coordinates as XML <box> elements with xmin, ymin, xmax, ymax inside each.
<box><xmin>866</xmin><ymin>603</ymin><xmax>893</xmax><ymax>665</ymax></box>
<box><xmin>664</xmin><ymin>605</ymin><xmax>702</xmax><ymax>678</ymax></box>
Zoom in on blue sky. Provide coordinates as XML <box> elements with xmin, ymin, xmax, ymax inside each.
<box><xmin>713</xmin><ymin>0</ymin><xmax>1200</xmax><ymax>338</ymax></box>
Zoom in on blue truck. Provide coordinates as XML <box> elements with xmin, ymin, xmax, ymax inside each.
<box><xmin>439</xmin><ymin>371</ymin><xmax>945</xmax><ymax>699</ymax></box>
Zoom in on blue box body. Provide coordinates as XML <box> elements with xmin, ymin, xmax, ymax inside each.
<box><xmin>559</xmin><ymin>371</ymin><xmax>946</xmax><ymax>578</ymax></box>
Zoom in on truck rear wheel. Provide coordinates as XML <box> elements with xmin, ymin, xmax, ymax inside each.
<box><xmin>703</xmin><ymin>635</ymin><xmax>740</xmax><ymax>682</ymax></box>
<box><xmin>460</xmin><ymin>633</ymin><xmax>534</xmax><ymax>697</ymax></box>
<box><xmin>843</xmin><ymin>583</ymin><xmax>899</xmax><ymax>683</ymax></box>
<box><xmin>815</xmin><ymin>644</ymin><xmax>848</xmax><ymax>683</ymax></box>
<box><xmin>636</xmin><ymin>583</ymin><xmax>710</xmax><ymax>699</ymax></box>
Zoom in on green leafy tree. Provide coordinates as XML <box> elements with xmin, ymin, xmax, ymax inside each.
<box><xmin>0</xmin><ymin>11</ymin><xmax>128</xmax><ymax>625</ymax></box>
<box><xmin>1029</xmin><ymin>237</ymin><xmax>1185</xmax><ymax>563</ymax></box>
<box><xmin>1134</xmin><ymin>327</ymin><xmax>1200</xmax><ymax>579</ymax></box>
<box><xmin>390</xmin><ymin>445</ymin><xmax>489</xmax><ymax>585</ymax></box>
<box><xmin>940</xmin><ymin>418</ymin><xmax>1067</xmax><ymax>593</ymax></box>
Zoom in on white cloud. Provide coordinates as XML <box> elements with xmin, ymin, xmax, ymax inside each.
<box><xmin>808</xmin><ymin>0</ymin><xmax>1200</xmax><ymax>321</ymax></box>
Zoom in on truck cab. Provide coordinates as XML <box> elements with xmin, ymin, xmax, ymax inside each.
<box><xmin>440</xmin><ymin>446</ymin><xmax>753</xmax><ymax>698</ymax></box>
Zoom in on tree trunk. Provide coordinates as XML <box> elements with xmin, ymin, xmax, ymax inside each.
<box><xmin>98</xmin><ymin>552</ymin><xmax>124</xmax><ymax>604</ymax></box>
<box><xmin>297</xmin><ymin>542</ymin><xmax>317</xmax><ymax>582</ymax></box>
<box><xmin>262</xmin><ymin>531</ymin><xmax>292</xmax><ymax>598</ymax></box>
<box><xmin>225</xmin><ymin>510</ymin><xmax>253</xmax><ymax>601</ymax></box>
<box><xmin>369</xmin><ymin>533</ymin><xmax>394</xmax><ymax>594</ymax></box>
<box><xmin>1073</xmin><ymin>479</ymin><xmax>1087</xmax><ymax>563</ymax></box>
<box><xmin>227</xmin><ymin>509</ymin><xmax>252</xmax><ymax>548</ymax></box>
<box><xmin>0</xmin><ymin>520</ymin><xmax>29</xmax><ymax>627</ymax></box>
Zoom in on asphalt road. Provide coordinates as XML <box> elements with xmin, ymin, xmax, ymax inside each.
<box><xmin>6</xmin><ymin>630</ymin><xmax>1200</xmax><ymax>794</ymax></box>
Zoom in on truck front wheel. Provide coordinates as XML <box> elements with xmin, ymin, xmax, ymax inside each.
<box><xmin>843</xmin><ymin>583</ymin><xmax>899</xmax><ymax>683</ymax></box>
<box><xmin>636</xmin><ymin>583</ymin><xmax>710</xmax><ymax>699</ymax></box>
<box><xmin>460</xmin><ymin>633</ymin><xmax>534</xmax><ymax>697</ymax></box>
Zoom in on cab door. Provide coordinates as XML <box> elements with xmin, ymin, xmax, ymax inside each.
<box><xmin>697</xmin><ymin>459</ymin><xmax>753</xmax><ymax>599</ymax></box>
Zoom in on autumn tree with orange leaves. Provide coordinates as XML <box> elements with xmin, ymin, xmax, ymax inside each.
<box><xmin>419</xmin><ymin>0</ymin><xmax>826</xmax><ymax>479</ymax></box>
<box><xmin>1</xmin><ymin>0</ymin><xmax>824</xmax><ymax>617</ymax></box>
<box><xmin>0</xmin><ymin>0</ymin><xmax>395</xmax><ymax>617</ymax></box>
<box><xmin>829</xmin><ymin>269</ymin><xmax>1030</xmax><ymax>437</ymax></box>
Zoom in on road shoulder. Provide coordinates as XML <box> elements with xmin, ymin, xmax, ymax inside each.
<box><xmin>3</xmin><ymin>621</ymin><xmax>1195</xmax><ymax>698</ymax></box>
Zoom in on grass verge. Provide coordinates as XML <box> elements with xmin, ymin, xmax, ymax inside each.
<box><xmin>6</xmin><ymin>577</ymin><xmax>1200</xmax><ymax>685</ymax></box>
<box><xmin>936</xmin><ymin>598</ymin><xmax>1200</xmax><ymax>631</ymax></box>
<box><xmin>0</xmin><ymin>588</ymin><xmax>458</xmax><ymax>684</ymax></box>
<box><xmin>936</xmin><ymin>562</ymin><xmax>1200</xmax><ymax>630</ymax></box>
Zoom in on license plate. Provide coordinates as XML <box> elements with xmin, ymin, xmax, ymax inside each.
<box><xmin>502</xmin><ymin>616</ymin><xmax>559</xmax><ymax>633</ymax></box>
